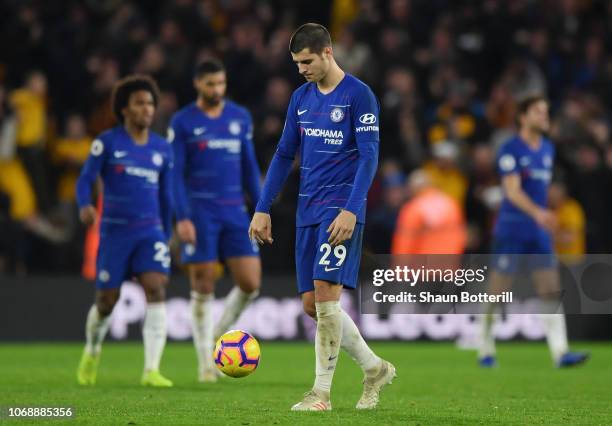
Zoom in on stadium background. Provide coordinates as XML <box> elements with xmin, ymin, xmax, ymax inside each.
<box><xmin>1</xmin><ymin>0</ymin><xmax>611</xmax><ymax>341</ymax></box>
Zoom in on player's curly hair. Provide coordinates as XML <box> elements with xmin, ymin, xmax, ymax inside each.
<box><xmin>289</xmin><ymin>23</ymin><xmax>331</xmax><ymax>54</ymax></box>
<box><xmin>111</xmin><ymin>75</ymin><xmax>160</xmax><ymax>123</ymax></box>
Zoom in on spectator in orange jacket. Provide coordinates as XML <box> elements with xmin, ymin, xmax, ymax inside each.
<box><xmin>392</xmin><ymin>169</ymin><xmax>467</xmax><ymax>255</ymax></box>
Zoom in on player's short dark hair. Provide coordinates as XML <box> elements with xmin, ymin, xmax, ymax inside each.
<box><xmin>194</xmin><ymin>59</ymin><xmax>225</xmax><ymax>79</ymax></box>
<box><xmin>289</xmin><ymin>23</ymin><xmax>332</xmax><ymax>54</ymax></box>
<box><xmin>111</xmin><ymin>75</ymin><xmax>159</xmax><ymax>123</ymax></box>
<box><xmin>516</xmin><ymin>94</ymin><xmax>548</xmax><ymax>125</ymax></box>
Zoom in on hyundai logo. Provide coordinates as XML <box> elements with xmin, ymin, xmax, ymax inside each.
<box><xmin>359</xmin><ymin>113</ymin><xmax>377</xmax><ymax>124</ymax></box>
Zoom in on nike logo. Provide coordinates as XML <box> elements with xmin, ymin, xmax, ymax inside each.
<box><xmin>297</xmin><ymin>109</ymin><xmax>308</xmax><ymax>116</ymax></box>
<box><xmin>324</xmin><ymin>266</ymin><xmax>339</xmax><ymax>272</ymax></box>
<box><xmin>328</xmin><ymin>355</ymin><xmax>338</xmax><ymax>361</ymax></box>
<box><xmin>113</xmin><ymin>151</ymin><xmax>128</xmax><ymax>158</ymax></box>
<box><xmin>194</xmin><ymin>127</ymin><xmax>206</xmax><ymax>135</ymax></box>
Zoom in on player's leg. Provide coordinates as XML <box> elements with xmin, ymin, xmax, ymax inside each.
<box><xmin>138</xmin><ymin>271</ymin><xmax>173</xmax><ymax>387</ymax></box>
<box><xmin>77</xmin><ymin>236</ymin><xmax>128</xmax><ymax>385</ymax></box>
<box><xmin>181</xmin><ymin>217</ymin><xmax>221</xmax><ymax>382</ymax></box>
<box><xmin>77</xmin><ymin>288</ymin><xmax>119</xmax><ymax>385</ymax></box>
<box><xmin>478</xmin><ymin>269</ymin><xmax>513</xmax><ymax>367</ymax></box>
<box><xmin>132</xmin><ymin>234</ymin><xmax>173</xmax><ymax>386</ymax></box>
<box><xmin>302</xmin><ymin>291</ymin><xmax>382</xmax><ymax>386</ymax></box>
<box><xmin>214</xmin><ymin>256</ymin><xmax>261</xmax><ymax>338</ymax></box>
<box><xmin>532</xmin><ymin>266</ymin><xmax>589</xmax><ymax>367</ymax></box>
<box><xmin>189</xmin><ymin>261</ymin><xmax>219</xmax><ymax>382</ymax></box>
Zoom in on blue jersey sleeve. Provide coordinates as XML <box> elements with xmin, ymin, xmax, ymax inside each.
<box><xmin>159</xmin><ymin>143</ymin><xmax>174</xmax><ymax>240</ymax></box>
<box><xmin>255</xmin><ymin>92</ymin><xmax>301</xmax><ymax>214</ymax></box>
<box><xmin>343</xmin><ymin>86</ymin><xmax>380</xmax><ymax>216</ymax></box>
<box><xmin>76</xmin><ymin>137</ymin><xmax>107</xmax><ymax>209</ymax></box>
<box><xmin>169</xmin><ymin>117</ymin><xmax>191</xmax><ymax>221</ymax></box>
<box><xmin>497</xmin><ymin>143</ymin><xmax>519</xmax><ymax>176</ymax></box>
<box><xmin>241</xmin><ymin>112</ymin><xmax>262</xmax><ymax>205</ymax></box>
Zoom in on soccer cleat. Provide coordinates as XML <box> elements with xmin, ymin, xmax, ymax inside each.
<box><xmin>356</xmin><ymin>360</ymin><xmax>397</xmax><ymax>410</ymax></box>
<box><xmin>198</xmin><ymin>365</ymin><xmax>219</xmax><ymax>383</ymax></box>
<box><xmin>557</xmin><ymin>352</ymin><xmax>590</xmax><ymax>368</ymax></box>
<box><xmin>291</xmin><ymin>389</ymin><xmax>331</xmax><ymax>411</ymax></box>
<box><xmin>478</xmin><ymin>355</ymin><xmax>497</xmax><ymax>368</ymax></box>
<box><xmin>77</xmin><ymin>351</ymin><xmax>100</xmax><ymax>385</ymax></box>
<box><xmin>141</xmin><ymin>370</ymin><xmax>174</xmax><ymax>387</ymax></box>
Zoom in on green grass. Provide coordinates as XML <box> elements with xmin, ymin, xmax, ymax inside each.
<box><xmin>0</xmin><ymin>342</ymin><xmax>610</xmax><ymax>425</ymax></box>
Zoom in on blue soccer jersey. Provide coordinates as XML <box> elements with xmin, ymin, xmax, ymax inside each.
<box><xmin>494</xmin><ymin>135</ymin><xmax>554</xmax><ymax>237</ymax></box>
<box><xmin>169</xmin><ymin>100</ymin><xmax>262</xmax><ymax>262</ymax></box>
<box><xmin>255</xmin><ymin>73</ymin><xmax>379</xmax><ymax>292</ymax></box>
<box><xmin>76</xmin><ymin>126</ymin><xmax>174</xmax><ymax>288</ymax></box>
<box><xmin>256</xmin><ymin>73</ymin><xmax>380</xmax><ymax>226</ymax></box>
<box><xmin>169</xmin><ymin>101</ymin><xmax>261</xmax><ymax>227</ymax></box>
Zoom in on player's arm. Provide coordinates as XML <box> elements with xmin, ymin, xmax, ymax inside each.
<box><xmin>76</xmin><ymin>138</ymin><xmax>106</xmax><ymax>226</ymax></box>
<box><xmin>168</xmin><ymin>120</ymin><xmax>196</xmax><ymax>244</ymax></box>
<box><xmin>241</xmin><ymin>112</ymin><xmax>262</xmax><ymax>205</ymax></box>
<box><xmin>328</xmin><ymin>86</ymin><xmax>380</xmax><ymax>246</ymax></box>
<box><xmin>158</xmin><ymin>145</ymin><xmax>175</xmax><ymax>241</ymax></box>
<box><xmin>250</xmin><ymin>93</ymin><xmax>301</xmax><ymax>244</ymax></box>
<box><xmin>498</xmin><ymin>151</ymin><xmax>555</xmax><ymax>231</ymax></box>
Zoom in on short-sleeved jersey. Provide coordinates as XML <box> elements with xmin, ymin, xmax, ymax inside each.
<box><xmin>263</xmin><ymin>74</ymin><xmax>380</xmax><ymax>226</ymax></box>
<box><xmin>76</xmin><ymin>126</ymin><xmax>174</xmax><ymax>238</ymax></box>
<box><xmin>169</xmin><ymin>100</ymin><xmax>261</xmax><ymax>226</ymax></box>
<box><xmin>494</xmin><ymin>135</ymin><xmax>554</xmax><ymax>236</ymax></box>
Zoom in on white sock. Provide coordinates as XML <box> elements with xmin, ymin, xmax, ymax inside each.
<box><xmin>213</xmin><ymin>287</ymin><xmax>259</xmax><ymax>339</ymax></box>
<box><xmin>478</xmin><ymin>304</ymin><xmax>497</xmax><ymax>358</ymax></box>
<box><xmin>84</xmin><ymin>305</ymin><xmax>112</xmax><ymax>356</ymax></box>
<box><xmin>313</xmin><ymin>301</ymin><xmax>342</xmax><ymax>394</ymax></box>
<box><xmin>191</xmin><ymin>291</ymin><xmax>214</xmax><ymax>371</ymax></box>
<box><xmin>143</xmin><ymin>302</ymin><xmax>167</xmax><ymax>372</ymax></box>
<box><xmin>339</xmin><ymin>309</ymin><xmax>381</xmax><ymax>374</ymax></box>
<box><xmin>539</xmin><ymin>300</ymin><xmax>568</xmax><ymax>363</ymax></box>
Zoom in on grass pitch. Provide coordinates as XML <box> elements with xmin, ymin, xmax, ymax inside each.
<box><xmin>0</xmin><ymin>342</ymin><xmax>609</xmax><ymax>425</ymax></box>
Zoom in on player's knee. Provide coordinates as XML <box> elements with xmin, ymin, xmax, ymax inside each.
<box><xmin>96</xmin><ymin>291</ymin><xmax>119</xmax><ymax>316</ymax></box>
<box><xmin>141</xmin><ymin>273</ymin><xmax>168</xmax><ymax>302</ymax></box>
<box><xmin>302</xmin><ymin>299</ymin><xmax>316</xmax><ymax>319</ymax></box>
<box><xmin>237</xmin><ymin>276</ymin><xmax>260</xmax><ymax>293</ymax></box>
<box><xmin>190</xmin><ymin>265</ymin><xmax>216</xmax><ymax>293</ymax></box>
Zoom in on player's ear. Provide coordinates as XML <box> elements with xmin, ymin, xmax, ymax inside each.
<box><xmin>323</xmin><ymin>46</ymin><xmax>332</xmax><ymax>58</ymax></box>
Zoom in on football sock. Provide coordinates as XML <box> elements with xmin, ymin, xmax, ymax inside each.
<box><xmin>143</xmin><ymin>302</ymin><xmax>167</xmax><ymax>372</ymax></box>
<box><xmin>214</xmin><ymin>287</ymin><xmax>259</xmax><ymax>338</ymax></box>
<box><xmin>478</xmin><ymin>303</ymin><xmax>497</xmax><ymax>358</ymax></box>
<box><xmin>313</xmin><ymin>301</ymin><xmax>342</xmax><ymax>393</ymax></box>
<box><xmin>84</xmin><ymin>305</ymin><xmax>112</xmax><ymax>356</ymax></box>
<box><xmin>539</xmin><ymin>300</ymin><xmax>568</xmax><ymax>363</ymax></box>
<box><xmin>339</xmin><ymin>309</ymin><xmax>381</xmax><ymax>374</ymax></box>
<box><xmin>191</xmin><ymin>291</ymin><xmax>215</xmax><ymax>370</ymax></box>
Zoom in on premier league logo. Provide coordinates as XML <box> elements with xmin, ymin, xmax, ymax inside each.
<box><xmin>152</xmin><ymin>152</ymin><xmax>163</xmax><ymax>166</ymax></box>
<box><xmin>330</xmin><ymin>107</ymin><xmax>345</xmax><ymax>123</ymax></box>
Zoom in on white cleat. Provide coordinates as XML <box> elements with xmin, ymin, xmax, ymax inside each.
<box><xmin>356</xmin><ymin>360</ymin><xmax>396</xmax><ymax>410</ymax></box>
<box><xmin>291</xmin><ymin>389</ymin><xmax>332</xmax><ymax>411</ymax></box>
<box><xmin>198</xmin><ymin>366</ymin><xmax>219</xmax><ymax>383</ymax></box>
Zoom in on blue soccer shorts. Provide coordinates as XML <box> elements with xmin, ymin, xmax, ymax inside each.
<box><xmin>295</xmin><ymin>220</ymin><xmax>364</xmax><ymax>294</ymax></box>
<box><xmin>96</xmin><ymin>229</ymin><xmax>170</xmax><ymax>290</ymax></box>
<box><xmin>181</xmin><ymin>215</ymin><xmax>259</xmax><ymax>264</ymax></box>
<box><xmin>492</xmin><ymin>228</ymin><xmax>556</xmax><ymax>274</ymax></box>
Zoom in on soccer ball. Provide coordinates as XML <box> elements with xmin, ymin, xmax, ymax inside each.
<box><xmin>213</xmin><ymin>330</ymin><xmax>261</xmax><ymax>378</ymax></box>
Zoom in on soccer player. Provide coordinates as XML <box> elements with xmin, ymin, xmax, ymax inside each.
<box><xmin>478</xmin><ymin>95</ymin><xmax>589</xmax><ymax>368</ymax></box>
<box><xmin>76</xmin><ymin>75</ymin><xmax>174</xmax><ymax>387</ymax></box>
<box><xmin>249</xmin><ymin>23</ymin><xmax>395</xmax><ymax>411</ymax></box>
<box><xmin>169</xmin><ymin>59</ymin><xmax>262</xmax><ymax>382</ymax></box>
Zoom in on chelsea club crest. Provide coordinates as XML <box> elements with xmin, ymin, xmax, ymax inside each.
<box><xmin>330</xmin><ymin>107</ymin><xmax>345</xmax><ymax>123</ymax></box>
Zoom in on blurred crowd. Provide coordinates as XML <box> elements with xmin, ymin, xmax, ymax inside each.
<box><xmin>0</xmin><ymin>0</ymin><xmax>611</xmax><ymax>275</ymax></box>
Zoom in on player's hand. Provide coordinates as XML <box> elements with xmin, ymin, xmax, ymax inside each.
<box><xmin>533</xmin><ymin>208</ymin><xmax>557</xmax><ymax>233</ymax></box>
<box><xmin>327</xmin><ymin>209</ymin><xmax>356</xmax><ymax>246</ymax></box>
<box><xmin>249</xmin><ymin>212</ymin><xmax>273</xmax><ymax>245</ymax></box>
<box><xmin>79</xmin><ymin>205</ymin><xmax>97</xmax><ymax>226</ymax></box>
<box><xmin>176</xmin><ymin>219</ymin><xmax>197</xmax><ymax>244</ymax></box>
